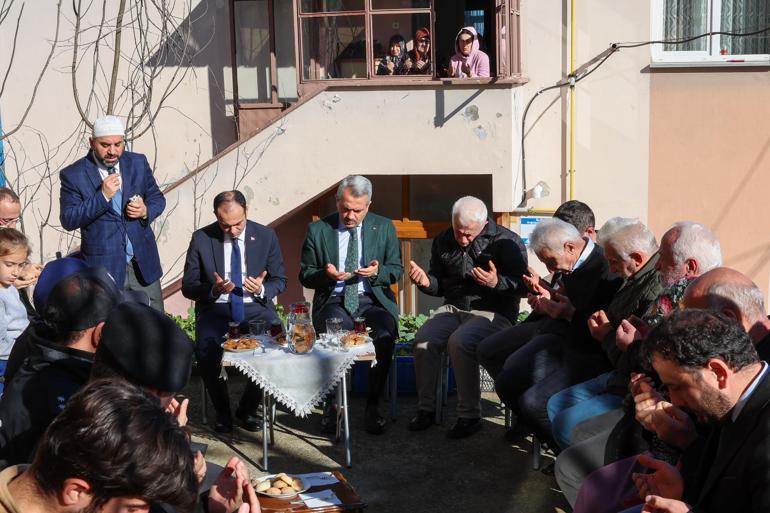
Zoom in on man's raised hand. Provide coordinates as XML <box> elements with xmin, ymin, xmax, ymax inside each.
<box><xmin>355</xmin><ymin>260</ymin><xmax>379</xmax><ymax>278</ymax></box>
<box><xmin>588</xmin><ymin>310</ymin><xmax>613</xmax><ymax>341</ymax></box>
<box><xmin>325</xmin><ymin>263</ymin><xmax>352</xmax><ymax>282</ymax></box>
<box><xmin>471</xmin><ymin>260</ymin><xmax>499</xmax><ymax>288</ymax></box>
<box><xmin>244</xmin><ymin>271</ymin><xmax>267</xmax><ymax>295</ymax></box>
<box><xmin>408</xmin><ymin>260</ymin><xmax>430</xmax><ymax>288</ymax></box>
<box><xmin>213</xmin><ymin>272</ymin><xmax>235</xmax><ymax>295</ymax></box>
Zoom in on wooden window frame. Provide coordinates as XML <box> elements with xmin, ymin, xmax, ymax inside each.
<box><xmin>293</xmin><ymin>0</ymin><xmax>523</xmax><ymax>87</ymax></box>
<box><xmin>230</xmin><ymin>0</ymin><xmax>284</xmax><ymax>110</ymax></box>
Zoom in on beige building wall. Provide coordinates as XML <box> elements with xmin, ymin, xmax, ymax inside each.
<box><xmin>518</xmin><ymin>1</ymin><xmax>651</xmax><ymax>227</ymax></box>
<box><xmin>160</xmin><ymin>86</ymin><xmax>521</xmax><ymax>286</ymax></box>
<box><xmin>649</xmin><ymin>70</ymin><xmax>770</xmax><ymax>297</ymax></box>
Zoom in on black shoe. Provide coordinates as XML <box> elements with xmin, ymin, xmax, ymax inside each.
<box><xmin>235</xmin><ymin>408</ymin><xmax>261</xmax><ymax>432</ymax></box>
<box><xmin>320</xmin><ymin>402</ymin><xmax>337</xmax><ymax>434</ymax></box>
<box><xmin>364</xmin><ymin>405</ymin><xmax>387</xmax><ymax>435</ymax></box>
<box><xmin>214</xmin><ymin>415</ymin><xmax>233</xmax><ymax>434</ymax></box>
<box><xmin>540</xmin><ymin>462</ymin><xmax>555</xmax><ymax>476</ymax></box>
<box><xmin>446</xmin><ymin>417</ymin><xmax>482</xmax><ymax>439</ymax></box>
<box><xmin>408</xmin><ymin>410</ymin><xmax>435</xmax><ymax>432</ymax></box>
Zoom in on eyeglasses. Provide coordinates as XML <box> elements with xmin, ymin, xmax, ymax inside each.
<box><xmin>418</xmin><ymin>38</ymin><xmax>430</xmax><ymax>43</ymax></box>
<box><xmin>459</xmin><ymin>37</ymin><xmax>473</xmax><ymax>44</ymax></box>
<box><xmin>0</xmin><ymin>217</ymin><xmax>19</xmax><ymax>227</ymax></box>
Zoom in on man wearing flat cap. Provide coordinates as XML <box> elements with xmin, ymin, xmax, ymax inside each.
<box><xmin>59</xmin><ymin>115</ymin><xmax>166</xmax><ymax>311</ymax></box>
<box><xmin>91</xmin><ymin>301</ymin><xmax>194</xmax><ymax>403</ymax></box>
<box><xmin>0</xmin><ymin>267</ymin><xmax>121</xmax><ymax>466</ymax></box>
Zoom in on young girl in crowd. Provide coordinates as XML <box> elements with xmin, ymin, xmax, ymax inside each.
<box><xmin>0</xmin><ymin>228</ymin><xmax>31</xmax><ymax>392</ymax></box>
<box><xmin>376</xmin><ymin>34</ymin><xmax>408</xmax><ymax>75</ymax></box>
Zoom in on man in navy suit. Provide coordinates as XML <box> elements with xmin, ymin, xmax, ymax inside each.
<box><xmin>182</xmin><ymin>190</ymin><xmax>287</xmax><ymax>433</ymax></box>
<box><xmin>59</xmin><ymin>116</ymin><xmax>166</xmax><ymax>311</ymax></box>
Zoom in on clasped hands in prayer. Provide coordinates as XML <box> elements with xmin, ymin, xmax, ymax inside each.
<box><xmin>628</xmin><ymin>373</ymin><xmax>697</xmax><ymax>513</ymax></box>
<box><xmin>212</xmin><ymin>271</ymin><xmax>267</xmax><ymax>296</ymax></box>
<box><xmin>407</xmin><ymin>259</ymin><xmax>500</xmax><ymax>289</ymax></box>
<box><xmin>523</xmin><ymin>266</ymin><xmax>574</xmax><ymax>320</ymax></box>
<box><xmin>325</xmin><ymin>260</ymin><xmax>379</xmax><ymax>282</ymax></box>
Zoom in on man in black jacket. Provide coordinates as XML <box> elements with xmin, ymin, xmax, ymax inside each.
<box><xmin>407</xmin><ymin>196</ymin><xmax>528</xmax><ymax>438</ymax></box>
<box><xmin>0</xmin><ymin>268</ymin><xmax>120</xmax><ymax>467</ymax></box>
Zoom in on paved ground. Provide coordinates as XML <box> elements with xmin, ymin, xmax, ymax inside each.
<box><xmin>183</xmin><ymin>373</ymin><xmax>570</xmax><ymax>513</ymax></box>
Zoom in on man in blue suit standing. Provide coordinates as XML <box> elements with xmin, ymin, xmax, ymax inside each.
<box><xmin>59</xmin><ymin>116</ymin><xmax>166</xmax><ymax>311</ymax></box>
<box><xmin>182</xmin><ymin>190</ymin><xmax>288</xmax><ymax>433</ymax></box>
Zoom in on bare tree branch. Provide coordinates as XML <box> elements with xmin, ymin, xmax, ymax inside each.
<box><xmin>0</xmin><ymin>0</ymin><xmax>63</xmax><ymax>141</ymax></box>
<box><xmin>0</xmin><ymin>3</ymin><xmax>23</xmax><ymax>98</ymax></box>
<box><xmin>106</xmin><ymin>0</ymin><xmax>126</xmax><ymax>114</ymax></box>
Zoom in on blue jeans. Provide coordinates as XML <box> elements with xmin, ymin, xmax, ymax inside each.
<box><xmin>548</xmin><ymin>371</ymin><xmax>624</xmax><ymax>449</ymax></box>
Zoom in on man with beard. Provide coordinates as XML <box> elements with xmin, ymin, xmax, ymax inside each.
<box><xmin>632</xmin><ymin>309</ymin><xmax>770</xmax><ymax>513</ymax></box>
<box><xmin>60</xmin><ymin>115</ymin><xmax>166</xmax><ymax>311</ymax></box>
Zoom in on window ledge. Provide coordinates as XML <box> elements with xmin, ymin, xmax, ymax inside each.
<box><xmin>650</xmin><ymin>59</ymin><xmax>770</xmax><ymax>69</ymax></box>
<box><xmin>303</xmin><ymin>75</ymin><xmax>529</xmax><ymax>88</ymax></box>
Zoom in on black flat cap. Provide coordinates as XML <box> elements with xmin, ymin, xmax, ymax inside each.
<box><xmin>99</xmin><ymin>302</ymin><xmax>193</xmax><ymax>393</ymax></box>
<box><xmin>44</xmin><ymin>267</ymin><xmax>121</xmax><ymax>332</ymax></box>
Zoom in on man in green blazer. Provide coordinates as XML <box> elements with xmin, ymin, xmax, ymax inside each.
<box><xmin>300</xmin><ymin>175</ymin><xmax>402</xmax><ymax>434</ymax></box>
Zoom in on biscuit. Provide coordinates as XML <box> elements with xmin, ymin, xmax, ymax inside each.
<box><xmin>255</xmin><ymin>480</ymin><xmax>271</xmax><ymax>492</ymax></box>
<box><xmin>265</xmin><ymin>487</ymin><xmax>282</xmax><ymax>495</ymax></box>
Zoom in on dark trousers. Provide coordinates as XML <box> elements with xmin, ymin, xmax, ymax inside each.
<box><xmin>195</xmin><ymin>302</ymin><xmax>278</xmax><ymax>420</ymax></box>
<box><xmin>476</xmin><ymin>320</ymin><xmax>542</xmax><ymax>380</ymax></box>
<box><xmin>495</xmin><ymin>333</ymin><xmax>610</xmax><ymax>450</ymax></box>
<box><xmin>313</xmin><ymin>294</ymin><xmax>397</xmax><ymax>405</ymax></box>
<box><xmin>125</xmin><ymin>259</ymin><xmax>164</xmax><ymax>313</ymax></box>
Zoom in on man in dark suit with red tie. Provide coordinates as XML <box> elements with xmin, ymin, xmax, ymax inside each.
<box><xmin>182</xmin><ymin>190</ymin><xmax>287</xmax><ymax>433</ymax></box>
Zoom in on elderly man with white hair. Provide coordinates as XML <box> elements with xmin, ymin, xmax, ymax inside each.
<box><xmin>477</xmin><ymin>217</ymin><xmax>621</xmax><ymax>450</ymax></box>
<box><xmin>59</xmin><ymin>115</ymin><xmax>166</xmax><ymax>311</ymax></box>
<box><xmin>407</xmin><ymin>196</ymin><xmax>528</xmax><ymax>438</ymax></box>
<box><xmin>554</xmin><ymin>220</ymin><xmax>723</xmax><ymax>507</ymax></box>
<box><xmin>546</xmin><ymin>220</ymin><xmax>662</xmax><ymax>450</ymax></box>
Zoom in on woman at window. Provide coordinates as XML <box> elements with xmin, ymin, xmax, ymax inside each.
<box><xmin>447</xmin><ymin>26</ymin><xmax>490</xmax><ymax>78</ymax></box>
<box><xmin>376</xmin><ymin>34</ymin><xmax>408</xmax><ymax>76</ymax></box>
<box><xmin>403</xmin><ymin>27</ymin><xmax>431</xmax><ymax>75</ymax></box>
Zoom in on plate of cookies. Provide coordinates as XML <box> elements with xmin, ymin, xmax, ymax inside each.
<box><xmin>221</xmin><ymin>337</ymin><xmax>260</xmax><ymax>352</ymax></box>
<box><xmin>253</xmin><ymin>473</ymin><xmax>308</xmax><ymax>498</ymax></box>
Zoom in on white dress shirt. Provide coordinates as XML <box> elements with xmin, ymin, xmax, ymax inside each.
<box><xmin>333</xmin><ymin>224</ymin><xmax>371</xmax><ymax>296</ymax></box>
<box><xmin>215</xmin><ymin>231</ymin><xmax>262</xmax><ymax>303</ymax></box>
<box><xmin>97</xmin><ymin>161</ymin><xmax>122</xmax><ymax>201</ymax></box>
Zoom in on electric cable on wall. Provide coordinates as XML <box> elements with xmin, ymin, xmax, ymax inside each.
<box><xmin>518</xmin><ymin>25</ymin><xmax>770</xmax><ymax>206</ymax></box>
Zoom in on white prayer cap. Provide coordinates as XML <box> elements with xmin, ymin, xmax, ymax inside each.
<box><xmin>92</xmin><ymin>115</ymin><xmax>125</xmax><ymax>138</ymax></box>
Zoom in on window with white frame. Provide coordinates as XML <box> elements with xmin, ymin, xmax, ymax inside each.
<box><xmin>651</xmin><ymin>0</ymin><xmax>770</xmax><ymax>65</ymax></box>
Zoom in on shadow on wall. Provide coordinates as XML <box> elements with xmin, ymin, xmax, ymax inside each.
<box><xmin>146</xmin><ymin>0</ymin><xmax>237</xmax><ymax>157</ymax></box>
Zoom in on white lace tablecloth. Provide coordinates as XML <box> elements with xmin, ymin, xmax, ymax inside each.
<box><xmin>222</xmin><ymin>341</ymin><xmax>375</xmax><ymax>417</ymax></box>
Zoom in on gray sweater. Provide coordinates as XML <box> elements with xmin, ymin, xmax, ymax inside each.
<box><xmin>0</xmin><ymin>286</ymin><xmax>29</xmax><ymax>359</ymax></box>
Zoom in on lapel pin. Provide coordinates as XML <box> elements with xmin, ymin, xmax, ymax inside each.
<box><xmin>250</xmin><ymin>236</ymin><xmax>255</xmax><ymax>241</ymax></box>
